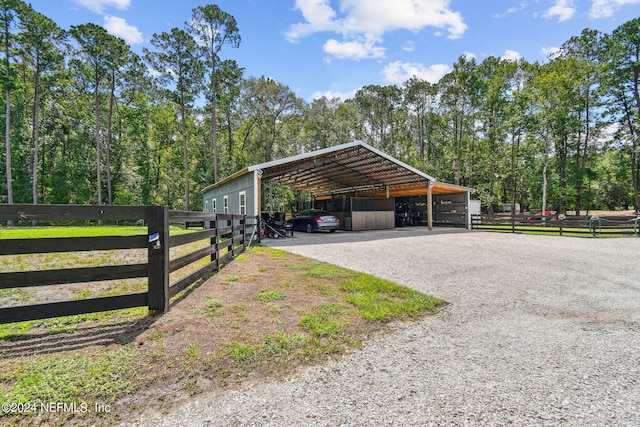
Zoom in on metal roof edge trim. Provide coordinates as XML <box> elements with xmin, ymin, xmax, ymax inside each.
<box><xmin>247</xmin><ymin>141</ymin><xmax>363</xmax><ymax>173</ymax></box>
<box><xmin>432</xmin><ymin>181</ymin><xmax>476</xmax><ymax>193</ymax></box>
<box><xmin>201</xmin><ymin>167</ymin><xmax>250</xmax><ymax>193</ymax></box>
<box><xmin>200</xmin><ymin>141</ymin><xmax>475</xmax><ymax>194</ymax></box>
<box><xmin>247</xmin><ymin>141</ymin><xmax>437</xmax><ymax>183</ymax></box>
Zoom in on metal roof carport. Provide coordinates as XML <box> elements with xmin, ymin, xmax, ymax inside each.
<box><xmin>202</xmin><ymin>141</ymin><xmax>473</xmax><ymax>229</ymax></box>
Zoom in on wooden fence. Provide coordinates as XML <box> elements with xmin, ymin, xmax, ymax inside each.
<box><xmin>0</xmin><ymin>205</ymin><xmax>260</xmax><ymax>324</ymax></box>
<box><xmin>471</xmin><ymin>213</ymin><xmax>640</xmax><ymax>237</ymax></box>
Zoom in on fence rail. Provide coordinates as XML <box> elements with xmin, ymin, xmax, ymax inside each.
<box><xmin>0</xmin><ymin>205</ymin><xmax>259</xmax><ymax>324</ymax></box>
<box><xmin>471</xmin><ymin>213</ymin><xmax>640</xmax><ymax>237</ymax></box>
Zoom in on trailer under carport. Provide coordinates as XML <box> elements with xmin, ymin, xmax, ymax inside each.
<box><xmin>201</xmin><ymin>141</ymin><xmax>473</xmax><ymax>230</ymax></box>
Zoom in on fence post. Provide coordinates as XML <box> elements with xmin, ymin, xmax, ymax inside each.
<box><xmin>511</xmin><ymin>211</ymin><xmax>515</xmax><ymax>233</ymax></box>
<box><xmin>242</xmin><ymin>215</ymin><xmax>247</xmax><ymax>251</ymax></box>
<box><xmin>147</xmin><ymin>205</ymin><xmax>169</xmax><ymax>315</ymax></box>
<box><xmin>231</xmin><ymin>215</ymin><xmax>236</xmax><ymax>258</ymax></box>
<box><xmin>211</xmin><ymin>213</ymin><xmax>218</xmax><ymax>268</ymax></box>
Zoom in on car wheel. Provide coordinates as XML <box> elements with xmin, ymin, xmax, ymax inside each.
<box><xmin>329</xmin><ymin>229</ymin><xmax>336</xmax><ymax>233</ymax></box>
<box><xmin>306</xmin><ymin>224</ymin><xmax>313</xmax><ymax>233</ymax></box>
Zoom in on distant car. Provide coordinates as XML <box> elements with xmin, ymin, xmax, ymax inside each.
<box><xmin>289</xmin><ymin>210</ymin><xmax>340</xmax><ymax>233</ymax></box>
<box><xmin>527</xmin><ymin>209</ymin><xmax>552</xmax><ymax>220</ymax></box>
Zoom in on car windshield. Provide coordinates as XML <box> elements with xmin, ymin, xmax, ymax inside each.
<box><xmin>312</xmin><ymin>211</ymin><xmax>333</xmax><ymax>217</ymax></box>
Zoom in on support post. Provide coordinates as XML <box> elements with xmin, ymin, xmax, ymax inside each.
<box><xmin>242</xmin><ymin>215</ymin><xmax>247</xmax><ymax>249</ymax></box>
<box><xmin>256</xmin><ymin>171</ymin><xmax>262</xmax><ymax>237</ymax></box>
<box><xmin>147</xmin><ymin>205</ymin><xmax>169</xmax><ymax>315</ymax></box>
<box><xmin>231</xmin><ymin>215</ymin><xmax>236</xmax><ymax>258</ymax></box>
<box><xmin>210</xmin><ymin>213</ymin><xmax>218</xmax><ymax>266</ymax></box>
<box><xmin>215</xmin><ymin>217</ymin><xmax>221</xmax><ymax>269</ymax></box>
<box><xmin>466</xmin><ymin>190</ymin><xmax>472</xmax><ymax>230</ymax></box>
<box><xmin>427</xmin><ymin>182</ymin><xmax>433</xmax><ymax>231</ymax></box>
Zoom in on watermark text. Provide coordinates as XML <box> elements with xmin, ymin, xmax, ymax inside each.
<box><xmin>2</xmin><ymin>401</ymin><xmax>111</xmax><ymax>414</ymax></box>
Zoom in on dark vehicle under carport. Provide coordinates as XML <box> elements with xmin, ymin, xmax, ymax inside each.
<box><xmin>289</xmin><ymin>210</ymin><xmax>340</xmax><ymax>233</ymax></box>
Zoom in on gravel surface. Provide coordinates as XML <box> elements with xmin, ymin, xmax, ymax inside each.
<box><xmin>122</xmin><ymin>229</ymin><xmax>640</xmax><ymax>427</ymax></box>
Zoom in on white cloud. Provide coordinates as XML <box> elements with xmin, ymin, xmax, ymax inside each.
<box><xmin>286</xmin><ymin>0</ymin><xmax>340</xmax><ymax>41</ymax></box>
<box><xmin>543</xmin><ymin>0</ymin><xmax>576</xmax><ymax>22</ymax></box>
<box><xmin>382</xmin><ymin>61</ymin><xmax>450</xmax><ymax>84</ymax></box>
<box><xmin>493</xmin><ymin>1</ymin><xmax>529</xmax><ymax>18</ymax></box>
<box><xmin>462</xmin><ymin>51</ymin><xmax>476</xmax><ymax>60</ymax></box>
<box><xmin>589</xmin><ymin>0</ymin><xmax>640</xmax><ymax>18</ymax></box>
<box><xmin>323</xmin><ymin>38</ymin><xmax>385</xmax><ymax>59</ymax></box>
<box><xmin>501</xmin><ymin>50</ymin><xmax>523</xmax><ymax>61</ymax></box>
<box><xmin>104</xmin><ymin>16</ymin><xmax>143</xmax><ymax>44</ymax></box>
<box><xmin>542</xmin><ymin>46</ymin><xmax>561</xmax><ymax>60</ymax></box>
<box><xmin>311</xmin><ymin>89</ymin><xmax>359</xmax><ymax>101</ymax></box>
<box><xmin>287</xmin><ymin>0</ymin><xmax>467</xmax><ymax>60</ymax></box>
<box><xmin>71</xmin><ymin>0</ymin><xmax>130</xmax><ymax>14</ymax></box>
<box><xmin>402</xmin><ymin>41</ymin><xmax>415</xmax><ymax>52</ymax></box>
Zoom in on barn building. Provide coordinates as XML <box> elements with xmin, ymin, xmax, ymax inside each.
<box><xmin>201</xmin><ymin>141</ymin><xmax>474</xmax><ymax>231</ymax></box>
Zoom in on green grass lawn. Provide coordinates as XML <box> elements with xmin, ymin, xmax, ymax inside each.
<box><xmin>0</xmin><ymin>225</ymin><xmax>191</xmax><ymax>239</ymax></box>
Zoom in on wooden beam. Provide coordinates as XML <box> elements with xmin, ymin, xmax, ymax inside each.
<box><xmin>427</xmin><ymin>181</ymin><xmax>433</xmax><ymax>231</ymax></box>
<box><xmin>0</xmin><ymin>204</ymin><xmax>147</xmax><ymax>222</ymax></box>
<box><xmin>0</xmin><ymin>235</ymin><xmax>146</xmax><ymax>256</ymax></box>
<box><xmin>0</xmin><ymin>264</ymin><xmax>148</xmax><ymax>289</ymax></box>
<box><xmin>0</xmin><ymin>294</ymin><xmax>148</xmax><ymax>324</ymax></box>
<box><xmin>257</xmin><ymin>172</ymin><xmax>262</xmax><ymax>214</ymax></box>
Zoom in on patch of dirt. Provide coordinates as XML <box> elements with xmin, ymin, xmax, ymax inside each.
<box><xmin>136</xmin><ymin>249</ymin><xmax>341</xmax><ymax>350</ymax></box>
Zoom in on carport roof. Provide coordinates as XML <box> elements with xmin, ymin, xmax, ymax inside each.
<box><xmin>202</xmin><ymin>141</ymin><xmax>472</xmax><ymax>196</ymax></box>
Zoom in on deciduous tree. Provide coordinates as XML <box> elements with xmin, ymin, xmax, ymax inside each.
<box><xmin>602</xmin><ymin>18</ymin><xmax>640</xmax><ymax>213</ymax></box>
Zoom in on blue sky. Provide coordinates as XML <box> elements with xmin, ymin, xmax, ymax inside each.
<box><xmin>28</xmin><ymin>0</ymin><xmax>640</xmax><ymax>101</ymax></box>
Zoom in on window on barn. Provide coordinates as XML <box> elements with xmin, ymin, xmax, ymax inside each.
<box><xmin>204</xmin><ymin>200</ymin><xmax>209</xmax><ymax>212</ymax></box>
<box><xmin>223</xmin><ymin>195</ymin><xmax>229</xmax><ymax>214</ymax></box>
<box><xmin>239</xmin><ymin>191</ymin><xmax>246</xmax><ymax>215</ymax></box>
<box><xmin>212</xmin><ymin>198</ymin><xmax>217</xmax><ymax>213</ymax></box>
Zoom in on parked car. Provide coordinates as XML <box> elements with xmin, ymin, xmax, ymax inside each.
<box><xmin>289</xmin><ymin>210</ymin><xmax>340</xmax><ymax>233</ymax></box>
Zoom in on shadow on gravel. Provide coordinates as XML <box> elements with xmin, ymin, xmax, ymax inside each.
<box><xmin>0</xmin><ymin>316</ymin><xmax>158</xmax><ymax>358</ymax></box>
<box><xmin>262</xmin><ymin>227</ymin><xmax>470</xmax><ymax>248</ymax></box>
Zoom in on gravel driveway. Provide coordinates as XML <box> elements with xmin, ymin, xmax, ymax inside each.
<box><xmin>124</xmin><ymin>229</ymin><xmax>640</xmax><ymax>426</ymax></box>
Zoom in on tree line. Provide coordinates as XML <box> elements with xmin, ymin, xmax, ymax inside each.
<box><xmin>1</xmin><ymin>1</ymin><xmax>639</xmax><ymax>214</ymax></box>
